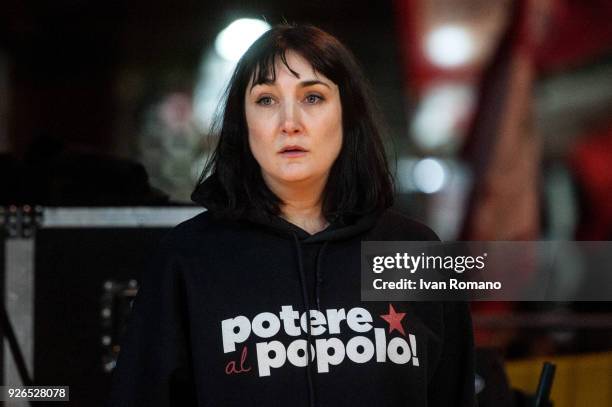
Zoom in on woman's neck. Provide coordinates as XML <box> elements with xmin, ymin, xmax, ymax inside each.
<box><xmin>265</xmin><ymin>177</ymin><xmax>329</xmax><ymax>235</ymax></box>
<box><xmin>280</xmin><ymin>200</ymin><xmax>329</xmax><ymax>235</ymax></box>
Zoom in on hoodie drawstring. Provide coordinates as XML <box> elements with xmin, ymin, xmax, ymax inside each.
<box><xmin>314</xmin><ymin>241</ymin><xmax>329</xmax><ymax>311</ymax></box>
<box><xmin>292</xmin><ymin>233</ymin><xmax>316</xmax><ymax>407</ymax></box>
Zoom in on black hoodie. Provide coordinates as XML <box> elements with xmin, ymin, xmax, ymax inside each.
<box><xmin>107</xmin><ymin>208</ymin><xmax>476</xmax><ymax>406</ymax></box>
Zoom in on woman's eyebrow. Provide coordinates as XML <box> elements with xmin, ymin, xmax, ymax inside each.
<box><xmin>299</xmin><ymin>80</ymin><xmax>331</xmax><ymax>89</ymax></box>
<box><xmin>249</xmin><ymin>79</ymin><xmax>274</xmax><ymax>93</ymax></box>
<box><xmin>250</xmin><ymin>79</ymin><xmax>331</xmax><ymax>94</ymax></box>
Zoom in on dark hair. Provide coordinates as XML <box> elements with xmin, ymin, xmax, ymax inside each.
<box><xmin>191</xmin><ymin>24</ymin><xmax>394</xmax><ymax>221</ymax></box>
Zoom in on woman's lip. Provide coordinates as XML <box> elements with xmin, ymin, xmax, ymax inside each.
<box><xmin>279</xmin><ymin>150</ymin><xmax>308</xmax><ymax>157</ymax></box>
<box><xmin>279</xmin><ymin>146</ymin><xmax>308</xmax><ymax>153</ymax></box>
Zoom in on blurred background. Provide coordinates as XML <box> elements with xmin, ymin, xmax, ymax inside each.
<box><xmin>1</xmin><ymin>0</ymin><xmax>611</xmax><ymax>406</ymax></box>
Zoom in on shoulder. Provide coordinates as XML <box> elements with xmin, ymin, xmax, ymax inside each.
<box><xmin>368</xmin><ymin>208</ymin><xmax>440</xmax><ymax>241</ymax></box>
<box><xmin>159</xmin><ymin>209</ymin><xmax>242</xmax><ymax>254</ymax></box>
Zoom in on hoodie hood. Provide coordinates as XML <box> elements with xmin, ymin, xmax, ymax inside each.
<box><xmin>241</xmin><ymin>206</ymin><xmax>383</xmax><ymax>243</ymax></box>
<box><xmin>194</xmin><ymin>175</ymin><xmax>383</xmax><ymax>243</ymax></box>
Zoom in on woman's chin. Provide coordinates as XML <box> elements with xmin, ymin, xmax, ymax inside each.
<box><xmin>278</xmin><ymin>173</ymin><xmax>313</xmax><ymax>183</ymax></box>
<box><xmin>274</xmin><ymin>171</ymin><xmax>324</xmax><ymax>185</ymax></box>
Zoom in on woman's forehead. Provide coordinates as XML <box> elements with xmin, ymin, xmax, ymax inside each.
<box><xmin>248</xmin><ymin>51</ymin><xmax>332</xmax><ymax>89</ymax></box>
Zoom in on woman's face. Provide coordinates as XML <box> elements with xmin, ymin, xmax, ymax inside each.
<box><xmin>244</xmin><ymin>50</ymin><xmax>343</xmax><ymax>189</ymax></box>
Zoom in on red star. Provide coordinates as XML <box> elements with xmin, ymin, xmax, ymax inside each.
<box><xmin>380</xmin><ymin>304</ymin><xmax>406</xmax><ymax>336</ymax></box>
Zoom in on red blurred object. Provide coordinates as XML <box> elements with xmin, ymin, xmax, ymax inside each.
<box><xmin>393</xmin><ymin>0</ymin><xmax>478</xmax><ymax>96</ymax></box>
<box><xmin>395</xmin><ymin>0</ymin><xmax>545</xmax><ymax>348</ymax></box>
<box><xmin>394</xmin><ymin>0</ymin><xmax>612</xmax><ymax>94</ymax></box>
<box><xmin>536</xmin><ymin>0</ymin><xmax>612</xmax><ymax>73</ymax></box>
<box><xmin>569</xmin><ymin>125</ymin><xmax>612</xmax><ymax>240</ymax></box>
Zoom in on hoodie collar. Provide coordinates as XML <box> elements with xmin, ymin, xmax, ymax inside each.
<box><xmin>242</xmin><ymin>207</ymin><xmax>382</xmax><ymax>243</ymax></box>
<box><xmin>195</xmin><ymin>176</ymin><xmax>383</xmax><ymax>242</ymax></box>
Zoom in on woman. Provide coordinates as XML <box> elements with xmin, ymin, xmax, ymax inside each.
<box><xmin>108</xmin><ymin>24</ymin><xmax>475</xmax><ymax>407</ymax></box>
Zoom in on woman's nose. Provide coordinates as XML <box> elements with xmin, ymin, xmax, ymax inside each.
<box><xmin>280</xmin><ymin>101</ymin><xmax>303</xmax><ymax>135</ymax></box>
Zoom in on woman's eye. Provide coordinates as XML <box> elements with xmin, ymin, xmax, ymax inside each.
<box><xmin>256</xmin><ymin>96</ymin><xmax>274</xmax><ymax>106</ymax></box>
<box><xmin>305</xmin><ymin>94</ymin><xmax>323</xmax><ymax>104</ymax></box>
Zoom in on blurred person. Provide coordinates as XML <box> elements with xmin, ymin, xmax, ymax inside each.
<box><xmin>108</xmin><ymin>24</ymin><xmax>475</xmax><ymax>407</ymax></box>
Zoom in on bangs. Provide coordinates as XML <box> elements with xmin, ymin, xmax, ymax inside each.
<box><xmin>244</xmin><ymin>33</ymin><xmax>341</xmax><ymax>91</ymax></box>
<box><xmin>248</xmin><ymin>50</ymin><xmax>304</xmax><ymax>90</ymax></box>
